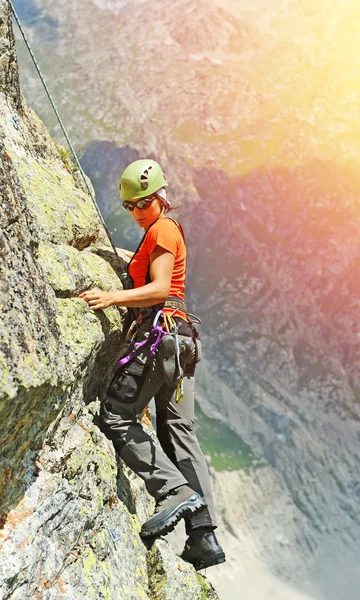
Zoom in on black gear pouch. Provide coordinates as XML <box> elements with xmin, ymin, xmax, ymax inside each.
<box><xmin>107</xmin><ymin>353</ymin><xmax>150</xmax><ymax>404</ymax></box>
<box><xmin>193</xmin><ymin>337</ymin><xmax>202</xmax><ymax>364</ymax></box>
<box><xmin>168</xmin><ymin>318</ymin><xmax>203</xmax><ymax>375</ymax></box>
<box><xmin>182</xmin><ymin>325</ymin><xmax>202</xmax><ymax>375</ymax></box>
<box><xmin>157</xmin><ymin>334</ymin><xmax>179</xmax><ymax>386</ymax></box>
<box><xmin>181</xmin><ymin>338</ymin><xmax>200</xmax><ymax>376</ymax></box>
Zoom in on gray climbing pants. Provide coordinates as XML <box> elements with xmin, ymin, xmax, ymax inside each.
<box><xmin>100</xmin><ymin>331</ymin><xmax>216</xmax><ymax>532</ymax></box>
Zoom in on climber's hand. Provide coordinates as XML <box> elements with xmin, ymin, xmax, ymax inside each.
<box><xmin>79</xmin><ymin>288</ymin><xmax>114</xmax><ymax>310</ymax></box>
<box><xmin>116</xmin><ymin>247</ymin><xmax>134</xmax><ymax>259</ymax></box>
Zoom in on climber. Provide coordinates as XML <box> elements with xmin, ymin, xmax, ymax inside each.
<box><xmin>79</xmin><ymin>159</ymin><xmax>225</xmax><ymax>571</ymax></box>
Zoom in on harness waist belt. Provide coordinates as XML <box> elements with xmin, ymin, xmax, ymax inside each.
<box><xmin>139</xmin><ymin>297</ymin><xmax>187</xmax><ymax>316</ymax></box>
<box><xmin>164</xmin><ymin>297</ymin><xmax>187</xmax><ymax>313</ymax></box>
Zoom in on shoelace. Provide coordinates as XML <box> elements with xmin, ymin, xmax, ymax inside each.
<box><xmin>154</xmin><ymin>491</ymin><xmax>175</xmax><ymax>513</ymax></box>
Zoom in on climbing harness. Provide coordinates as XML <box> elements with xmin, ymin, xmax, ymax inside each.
<box><xmin>116</xmin><ymin>308</ymin><xmax>196</xmax><ymax>403</ymax></box>
<box><xmin>121</xmin><ymin>310</ymin><xmax>184</xmax><ymax>399</ymax></box>
<box><xmin>115</xmin><ymin>297</ymin><xmax>202</xmax><ymax>403</ymax></box>
<box><xmin>8</xmin><ymin>0</ymin><xmax>119</xmax><ymax>258</ymax></box>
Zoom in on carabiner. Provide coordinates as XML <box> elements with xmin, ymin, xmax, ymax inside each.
<box><xmin>152</xmin><ymin>309</ymin><xmax>164</xmax><ymax>329</ymax></box>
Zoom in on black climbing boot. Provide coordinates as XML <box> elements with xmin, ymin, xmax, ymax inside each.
<box><xmin>140</xmin><ymin>485</ymin><xmax>207</xmax><ymax>539</ymax></box>
<box><xmin>180</xmin><ymin>529</ymin><xmax>226</xmax><ymax>570</ymax></box>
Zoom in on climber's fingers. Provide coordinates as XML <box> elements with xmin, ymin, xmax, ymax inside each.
<box><xmin>79</xmin><ymin>288</ymin><xmax>113</xmax><ymax>310</ymax></box>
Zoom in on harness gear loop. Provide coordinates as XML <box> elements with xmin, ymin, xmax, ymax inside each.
<box><xmin>116</xmin><ymin>308</ymin><xmax>188</xmax><ymax>402</ymax></box>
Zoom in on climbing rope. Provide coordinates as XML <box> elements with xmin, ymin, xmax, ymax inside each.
<box><xmin>8</xmin><ymin>0</ymin><xmax>119</xmax><ymax>257</ymax></box>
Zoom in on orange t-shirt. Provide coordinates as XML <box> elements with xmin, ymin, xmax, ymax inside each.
<box><xmin>128</xmin><ymin>217</ymin><xmax>188</xmax><ymax>320</ymax></box>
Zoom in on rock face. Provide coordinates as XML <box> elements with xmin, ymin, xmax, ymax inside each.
<box><xmin>0</xmin><ymin>4</ymin><xmax>218</xmax><ymax>599</ymax></box>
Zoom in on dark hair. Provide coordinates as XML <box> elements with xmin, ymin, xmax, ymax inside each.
<box><xmin>163</xmin><ymin>201</ymin><xmax>179</xmax><ymax>214</ymax></box>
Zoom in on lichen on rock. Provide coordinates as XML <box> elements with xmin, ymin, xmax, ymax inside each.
<box><xmin>147</xmin><ymin>538</ymin><xmax>219</xmax><ymax>600</ymax></box>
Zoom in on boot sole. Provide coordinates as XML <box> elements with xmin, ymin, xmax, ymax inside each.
<box><xmin>193</xmin><ymin>551</ymin><xmax>226</xmax><ymax>570</ymax></box>
<box><xmin>140</xmin><ymin>494</ymin><xmax>207</xmax><ymax>539</ymax></box>
<box><xmin>181</xmin><ymin>549</ymin><xmax>226</xmax><ymax>571</ymax></box>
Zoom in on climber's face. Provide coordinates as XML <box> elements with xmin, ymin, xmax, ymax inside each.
<box><xmin>128</xmin><ymin>196</ymin><xmax>163</xmax><ymax>230</ymax></box>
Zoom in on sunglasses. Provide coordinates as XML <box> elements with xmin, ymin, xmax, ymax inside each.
<box><xmin>122</xmin><ymin>196</ymin><xmax>156</xmax><ymax>212</ymax></box>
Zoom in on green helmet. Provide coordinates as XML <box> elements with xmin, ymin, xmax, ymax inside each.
<box><xmin>120</xmin><ymin>159</ymin><xmax>168</xmax><ymax>200</ymax></box>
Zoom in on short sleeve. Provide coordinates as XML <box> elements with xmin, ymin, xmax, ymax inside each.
<box><xmin>145</xmin><ymin>220</ymin><xmax>179</xmax><ymax>257</ymax></box>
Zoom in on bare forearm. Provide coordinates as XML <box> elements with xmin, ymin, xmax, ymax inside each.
<box><xmin>79</xmin><ymin>249</ymin><xmax>174</xmax><ymax>311</ymax></box>
<box><xmin>111</xmin><ymin>281</ymin><xmax>170</xmax><ymax>307</ymax></box>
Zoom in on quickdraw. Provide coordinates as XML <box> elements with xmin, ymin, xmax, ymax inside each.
<box><xmin>118</xmin><ymin>310</ymin><xmax>166</xmax><ymax>366</ymax></box>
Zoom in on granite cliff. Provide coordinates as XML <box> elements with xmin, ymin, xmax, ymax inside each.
<box><xmin>0</xmin><ymin>3</ymin><xmax>218</xmax><ymax>598</ymax></box>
